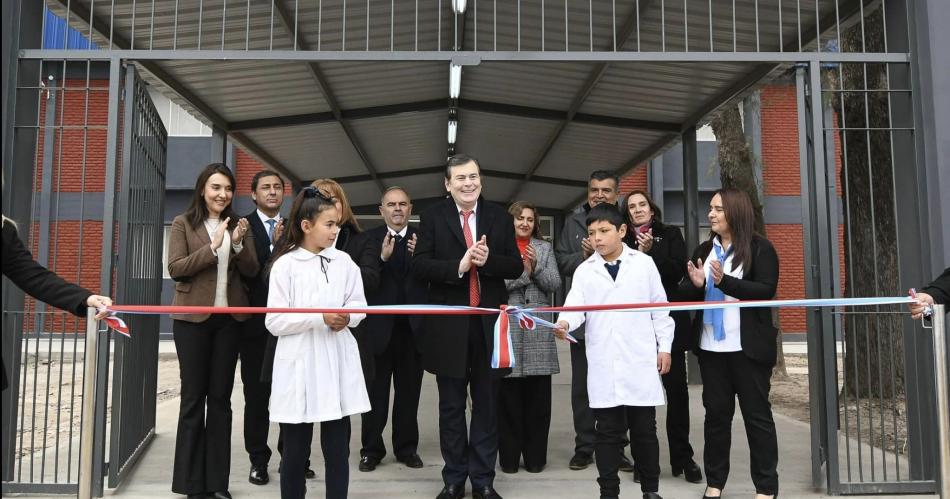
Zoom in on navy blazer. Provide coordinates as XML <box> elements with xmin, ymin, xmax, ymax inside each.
<box><xmin>362</xmin><ymin>224</ymin><xmax>427</xmax><ymax>356</ymax></box>
<box><xmin>411</xmin><ymin>197</ymin><xmax>523</xmax><ymax>378</ymax></box>
<box><xmin>678</xmin><ymin>235</ymin><xmax>780</xmax><ymax>366</ymax></box>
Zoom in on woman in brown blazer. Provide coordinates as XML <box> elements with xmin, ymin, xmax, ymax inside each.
<box><xmin>166</xmin><ymin>163</ymin><xmax>258</xmax><ymax>499</ymax></box>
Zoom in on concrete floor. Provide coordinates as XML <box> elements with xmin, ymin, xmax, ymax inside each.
<box><xmin>10</xmin><ymin>341</ymin><xmax>937</xmax><ymax>499</ymax></box>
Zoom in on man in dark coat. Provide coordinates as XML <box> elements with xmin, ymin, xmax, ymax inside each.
<box><xmin>411</xmin><ymin>154</ymin><xmax>523</xmax><ymax>499</ymax></box>
<box><xmin>359</xmin><ymin>187</ymin><xmax>427</xmax><ymax>472</ymax></box>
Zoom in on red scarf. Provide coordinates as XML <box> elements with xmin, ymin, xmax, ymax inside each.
<box><xmin>516</xmin><ymin>236</ymin><xmax>531</xmax><ymax>256</ymax></box>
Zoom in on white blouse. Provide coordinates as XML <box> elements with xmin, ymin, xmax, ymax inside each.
<box><xmin>265</xmin><ymin>246</ymin><xmax>370</xmax><ymax>423</ymax></box>
<box><xmin>699</xmin><ymin>237</ymin><xmax>744</xmax><ymax>353</ymax></box>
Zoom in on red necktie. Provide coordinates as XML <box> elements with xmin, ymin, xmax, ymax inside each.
<box><xmin>460</xmin><ymin>210</ymin><xmax>479</xmax><ymax>307</ymax></box>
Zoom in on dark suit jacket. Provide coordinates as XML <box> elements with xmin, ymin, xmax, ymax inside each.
<box><xmin>337</xmin><ymin>222</ymin><xmax>382</xmax><ymax>380</ymax></box>
<box><xmin>166</xmin><ymin>214</ymin><xmax>258</xmax><ymax>323</ymax></box>
<box><xmin>922</xmin><ymin>267</ymin><xmax>950</xmax><ymax>306</ymax></box>
<box><xmin>243</xmin><ymin>210</ymin><xmax>277</xmax><ymax>310</ymax></box>
<box><xmin>678</xmin><ymin>235</ymin><xmax>780</xmax><ymax>366</ymax></box>
<box><xmin>3</xmin><ymin>222</ymin><xmax>93</xmax><ymax>390</ymax></box>
<box><xmin>410</xmin><ymin>197</ymin><xmax>523</xmax><ymax>378</ymax></box>
<box><xmin>624</xmin><ymin>220</ymin><xmax>691</xmax><ymax>352</ymax></box>
<box><xmin>362</xmin><ymin>224</ymin><xmax>427</xmax><ymax>356</ymax></box>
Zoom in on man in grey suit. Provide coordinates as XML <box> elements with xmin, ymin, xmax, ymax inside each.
<box><xmin>554</xmin><ymin>170</ymin><xmax>634</xmax><ymax>473</ymax></box>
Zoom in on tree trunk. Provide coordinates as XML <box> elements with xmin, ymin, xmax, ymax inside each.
<box><xmin>836</xmin><ymin>5</ymin><xmax>904</xmax><ymax>398</ymax></box>
<box><xmin>710</xmin><ymin>104</ymin><xmax>788</xmax><ymax>377</ymax></box>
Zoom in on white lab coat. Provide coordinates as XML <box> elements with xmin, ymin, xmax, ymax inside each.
<box><xmin>265</xmin><ymin>246</ymin><xmax>371</xmax><ymax>423</ymax></box>
<box><xmin>557</xmin><ymin>244</ymin><xmax>675</xmax><ymax>408</ymax></box>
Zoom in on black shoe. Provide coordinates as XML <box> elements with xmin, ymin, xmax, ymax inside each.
<box><xmin>569</xmin><ymin>452</ymin><xmax>594</xmax><ymax>470</ymax></box>
<box><xmin>210</xmin><ymin>492</ymin><xmax>232</xmax><ymax>499</ymax></box>
<box><xmin>305</xmin><ymin>465</ymin><xmax>316</xmax><ymax>479</ymax></box>
<box><xmin>436</xmin><ymin>483</ymin><xmax>465</xmax><ymax>499</ymax></box>
<box><xmin>500</xmin><ymin>463</ymin><xmax>518</xmax><ymax>474</ymax></box>
<box><xmin>472</xmin><ymin>486</ymin><xmax>503</xmax><ymax>499</ymax></box>
<box><xmin>643</xmin><ymin>493</ymin><xmax>663</xmax><ymax>499</ymax></box>
<box><xmin>248</xmin><ymin>465</ymin><xmax>269</xmax><ymax>485</ymax></box>
<box><xmin>397</xmin><ymin>453</ymin><xmax>424</xmax><ymax>469</ymax></box>
<box><xmin>673</xmin><ymin>461</ymin><xmax>703</xmax><ymax>483</ymax></box>
<box><xmin>524</xmin><ymin>464</ymin><xmax>544</xmax><ymax>473</ymax></box>
<box><xmin>702</xmin><ymin>487</ymin><xmax>723</xmax><ymax>499</ymax></box>
<box><xmin>359</xmin><ymin>455</ymin><xmax>381</xmax><ymax>472</ymax></box>
<box><xmin>619</xmin><ymin>454</ymin><xmax>635</xmax><ymax>473</ymax></box>
<box><xmin>633</xmin><ymin>468</ymin><xmax>641</xmax><ymax>483</ymax></box>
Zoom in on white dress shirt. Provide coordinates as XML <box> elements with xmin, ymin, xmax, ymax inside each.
<box><xmin>456</xmin><ymin>202</ymin><xmax>478</xmax><ymax>278</ymax></box>
<box><xmin>257</xmin><ymin>209</ymin><xmax>281</xmax><ymax>252</ymax></box>
<box><xmin>699</xmin><ymin>237</ymin><xmax>744</xmax><ymax>353</ymax></box>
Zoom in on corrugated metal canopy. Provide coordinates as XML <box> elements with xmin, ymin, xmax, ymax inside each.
<box><xmin>46</xmin><ymin>0</ymin><xmax>849</xmax><ymax>210</ymax></box>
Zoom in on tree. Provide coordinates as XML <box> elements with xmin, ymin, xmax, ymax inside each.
<box><xmin>709</xmin><ymin>99</ymin><xmax>788</xmax><ymax>377</ymax></box>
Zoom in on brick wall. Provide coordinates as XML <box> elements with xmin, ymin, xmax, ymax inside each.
<box><xmin>619</xmin><ymin>164</ymin><xmax>648</xmax><ymax>197</ymax></box>
<box><xmin>234</xmin><ymin>148</ymin><xmax>267</xmax><ymax>195</ymax></box>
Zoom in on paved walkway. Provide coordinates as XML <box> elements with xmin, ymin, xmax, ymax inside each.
<box><xmin>13</xmin><ymin>342</ymin><xmax>936</xmax><ymax>499</ymax></box>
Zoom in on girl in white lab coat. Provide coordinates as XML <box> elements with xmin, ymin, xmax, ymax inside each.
<box><xmin>265</xmin><ymin>186</ymin><xmax>370</xmax><ymax>499</ymax></box>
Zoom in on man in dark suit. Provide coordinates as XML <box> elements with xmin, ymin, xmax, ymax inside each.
<box><xmin>358</xmin><ymin>187</ymin><xmax>426</xmax><ymax>472</ymax></box>
<box><xmin>411</xmin><ymin>154</ymin><xmax>523</xmax><ymax>499</ymax></box>
<box><xmin>240</xmin><ymin>170</ymin><xmax>285</xmax><ymax>485</ymax></box>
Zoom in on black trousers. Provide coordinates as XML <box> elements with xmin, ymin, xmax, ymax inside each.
<box><xmin>699</xmin><ymin>350</ymin><xmax>779</xmax><ymax>495</ymax></box>
<box><xmin>171</xmin><ymin>316</ymin><xmax>241</xmax><ymax>495</ymax></box>
<box><xmin>661</xmin><ymin>349</ymin><xmax>695</xmax><ymax>468</ymax></box>
<box><xmin>361</xmin><ymin>318</ymin><xmax>423</xmax><ymax>460</ymax></box>
<box><xmin>435</xmin><ymin>316</ymin><xmax>499</xmax><ymax>489</ymax></box>
<box><xmin>498</xmin><ymin>375</ymin><xmax>552</xmax><ymax>470</ymax></box>
<box><xmin>279</xmin><ymin>418</ymin><xmax>351</xmax><ymax>499</ymax></box>
<box><xmin>239</xmin><ymin>320</ymin><xmax>272</xmax><ymax>468</ymax></box>
<box><xmin>569</xmin><ymin>340</ymin><xmax>597</xmax><ymax>456</ymax></box>
<box><xmin>593</xmin><ymin>406</ymin><xmax>660</xmax><ymax>497</ymax></box>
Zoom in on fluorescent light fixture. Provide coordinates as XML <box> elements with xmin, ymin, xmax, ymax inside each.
<box><xmin>449</xmin><ymin>64</ymin><xmax>462</xmax><ymax>99</ymax></box>
<box><xmin>448</xmin><ymin>120</ymin><xmax>458</xmax><ymax>144</ymax></box>
<box><xmin>452</xmin><ymin>0</ymin><xmax>467</xmax><ymax>14</ymax></box>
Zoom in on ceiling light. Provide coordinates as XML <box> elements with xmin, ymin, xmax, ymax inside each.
<box><xmin>448</xmin><ymin>120</ymin><xmax>458</xmax><ymax>144</ymax></box>
<box><xmin>449</xmin><ymin>63</ymin><xmax>462</xmax><ymax>99</ymax></box>
<box><xmin>452</xmin><ymin>0</ymin><xmax>467</xmax><ymax>14</ymax></box>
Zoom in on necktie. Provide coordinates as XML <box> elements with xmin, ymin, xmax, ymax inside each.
<box><xmin>394</xmin><ymin>234</ymin><xmax>403</xmax><ymax>244</ymax></box>
<box><xmin>265</xmin><ymin>218</ymin><xmax>277</xmax><ymax>243</ymax></box>
<box><xmin>460</xmin><ymin>210</ymin><xmax>479</xmax><ymax>307</ymax></box>
<box><xmin>604</xmin><ymin>260</ymin><xmax>621</xmax><ymax>281</ymax></box>
<box><xmin>703</xmin><ymin>243</ymin><xmax>733</xmax><ymax>341</ymax></box>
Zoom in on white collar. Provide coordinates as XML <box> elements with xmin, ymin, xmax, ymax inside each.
<box><xmin>388</xmin><ymin>225</ymin><xmax>409</xmax><ymax>238</ymax></box>
<box><xmin>712</xmin><ymin>236</ymin><xmax>732</xmax><ymax>253</ymax></box>
<box><xmin>256</xmin><ymin>209</ymin><xmax>281</xmax><ymax>226</ymax></box>
<box><xmin>455</xmin><ymin>201</ymin><xmax>478</xmax><ymax>216</ymax></box>
<box><xmin>588</xmin><ymin>243</ymin><xmax>636</xmax><ymax>265</ymax></box>
<box><xmin>289</xmin><ymin>245</ymin><xmax>340</xmax><ymax>261</ymax></box>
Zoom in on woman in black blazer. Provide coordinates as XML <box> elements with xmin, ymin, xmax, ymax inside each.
<box><xmin>622</xmin><ymin>191</ymin><xmax>702</xmax><ymax>484</ymax></box>
<box><xmin>679</xmin><ymin>188</ymin><xmax>779</xmax><ymax>499</ymax></box>
<box><xmin>2</xmin><ymin>217</ymin><xmax>112</xmax><ymax>391</ymax></box>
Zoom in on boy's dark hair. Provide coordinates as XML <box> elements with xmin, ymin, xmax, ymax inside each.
<box><xmin>445</xmin><ymin>154</ymin><xmax>481</xmax><ymax>179</ymax></box>
<box><xmin>588</xmin><ymin>169</ymin><xmax>619</xmax><ymax>187</ymax></box>
<box><xmin>585</xmin><ymin>203</ymin><xmax>625</xmax><ymax>230</ymax></box>
<box><xmin>250</xmin><ymin>170</ymin><xmax>284</xmax><ymax>192</ymax></box>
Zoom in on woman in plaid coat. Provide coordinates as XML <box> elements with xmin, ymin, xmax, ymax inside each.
<box><xmin>498</xmin><ymin>201</ymin><xmax>562</xmax><ymax>474</ymax></box>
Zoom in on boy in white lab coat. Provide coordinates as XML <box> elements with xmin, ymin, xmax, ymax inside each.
<box><xmin>555</xmin><ymin>204</ymin><xmax>675</xmax><ymax>499</ymax></box>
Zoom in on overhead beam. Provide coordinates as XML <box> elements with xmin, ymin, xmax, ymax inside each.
<box><xmin>272</xmin><ymin>0</ymin><xmax>387</xmax><ymax>193</ymax></box>
<box><xmin>509</xmin><ymin>0</ymin><xmax>657</xmax><ymax>202</ymax></box>
<box><xmin>50</xmin><ymin>0</ymin><xmax>302</xmax><ymax>185</ymax></box>
<box><xmin>330</xmin><ymin>165</ymin><xmax>587</xmax><ymax>188</ymax></box>
<box><xmin>229</xmin><ymin>98</ymin><xmax>680</xmax><ymax>133</ymax></box>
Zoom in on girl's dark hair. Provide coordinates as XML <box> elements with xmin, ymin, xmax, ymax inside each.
<box><xmin>710</xmin><ymin>187</ymin><xmax>757</xmax><ymax>271</ymax></box>
<box><xmin>623</xmin><ymin>190</ymin><xmax>663</xmax><ymax>224</ymax></box>
<box><xmin>269</xmin><ymin>186</ymin><xmax>338</xmax><ymax>265</ymax></box>
<box><xmin>184</xmin><ymin>163</ymin><xmax>238</xmax><ymax>230</ymax></box>
<box><xmin>507</xmin><ymin>201</ymin><xmax>541</xmax><ymax>239</ymax></box>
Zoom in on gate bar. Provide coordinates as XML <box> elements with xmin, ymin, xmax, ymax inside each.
<box><xmin>933</xmin><ymin>304</ymin><xmax>950</xmax><ymax>498</ymax></box>
<box><xmin>78</xmin><ymin>309</ymin><xmax>98</xmax><ymax>499</ymax></box>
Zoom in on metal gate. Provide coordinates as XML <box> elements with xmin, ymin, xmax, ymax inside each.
<box><xmin>107</xmin><ymin>62</ymin><xmax>167</xmax><ymax>488</ymax></box>
<box><xmin>797</xmin><ymin>9</ymin><xmax>941</xmax><ymax>490</ymax></box>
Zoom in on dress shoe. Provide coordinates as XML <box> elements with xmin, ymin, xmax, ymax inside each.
<box><xmin>248</xmin><ymin>466</ymin><xmax>269</xmax><ymax>485</ymax></box>
<box><xmin>633</xmin><ymin>467</ymin><xmax>641</xmax><ymax>483</ymax></box>
<box><xmin>210</xmin><ymin>492</ymin><xmax>232</xmax><ymax>499</ymax></box>
<box><xmin>305</xmin><ymin>466</ymin><xmax>316</xmax><ymax>479</ymax></box>
<box><xmin>397</xmin><ymin>453</ymin><xmax>424</xmax><ymax>468</ymax></box>
<box><xmin>569</xmin><ymin>451</ymin><xmax>594</xmax><ymax>470</ymax></box>
<box><xmin>642</xmin><ymin>493</ymin><xmax>663</xmax><ymax>499</ymax></box>
<box><xmin>524</xmin><ymin>464</ymin><xmax>544</xmax><ymax>473</ymax></box>
<box><xmin>435</xmin><ymin>483</ymin><xmax>465</xmax><ymax>499</ymax></box>
<box><xmin>472</xmin><ymin>486</ymin><xmax>503</xmax><ymax>499</ymax></box>
<box><xmin>672</xmin><ymin>461</ymin><xmax>703</xmax><ymax>483</ymax></box>
<box><xmin>702</xmin><ymin>486</ymin><xmax>723</xmax><ymax>499</ymax></box>
<box><xmin>358</xmin><ymin>455</ymin><xmax>381</xmax><ymax>472</ymax></box>
<box><xmin>500</xmin><ymin>464</ymin><xmax>518</xmax><ymax>474</ymax></box>
<box><xmin>619</xmin><ymin>454</ymin><xmax>635</xmax><ymax>473</ymax></box>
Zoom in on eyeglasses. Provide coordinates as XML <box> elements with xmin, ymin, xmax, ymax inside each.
<box><xmin>301</xmin><ymin>186</ymin><xmax>334</xmax><ymax>203</ymax></box>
